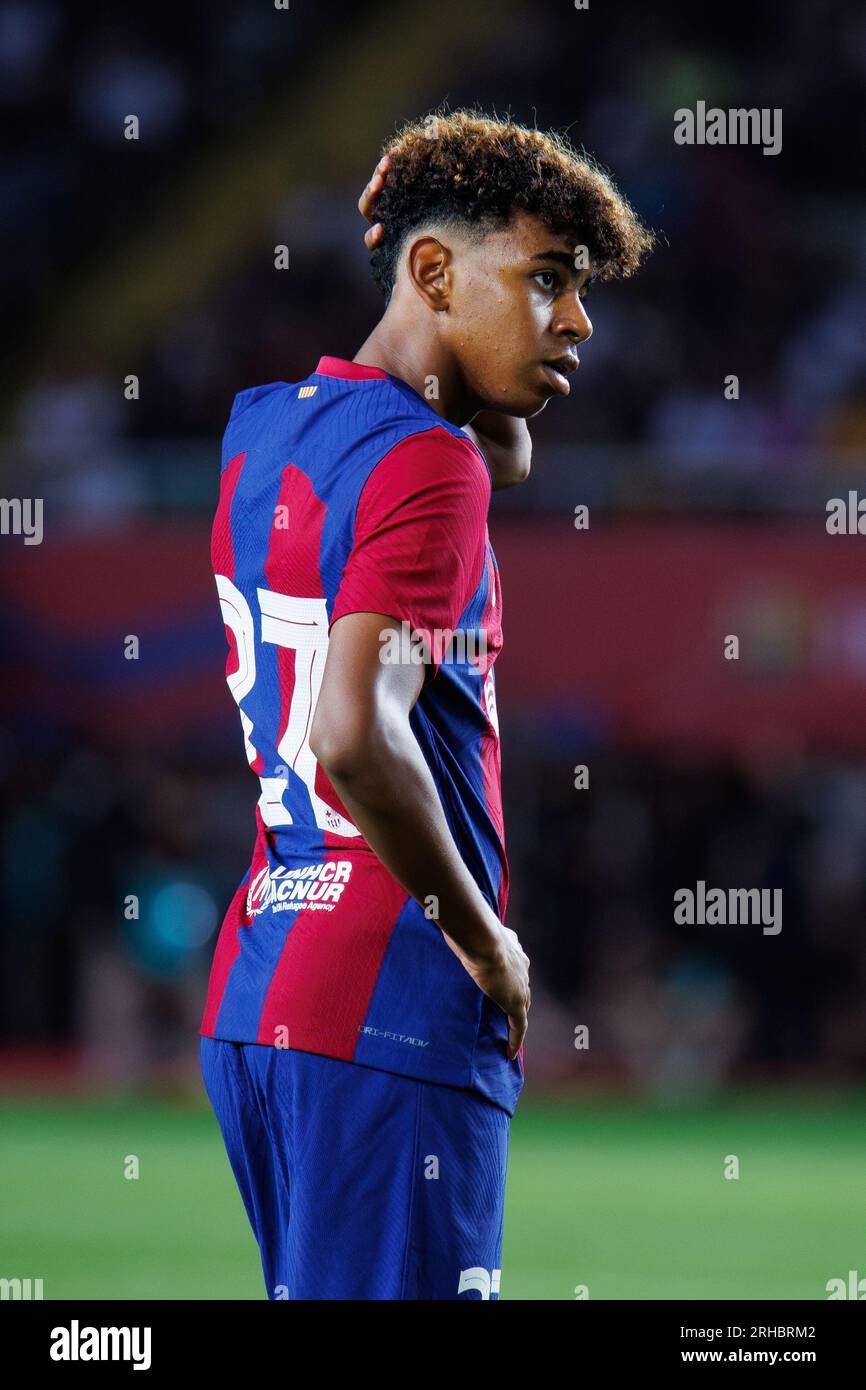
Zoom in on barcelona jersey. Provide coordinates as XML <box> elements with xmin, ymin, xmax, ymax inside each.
<box><xmin>200</xmin><ymin>356</ymin><xmax>522</xmax><ymax>1116</ymax></box>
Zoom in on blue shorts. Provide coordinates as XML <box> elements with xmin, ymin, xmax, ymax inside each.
<box><xmin>200</xmin><ymin>1036</ymin><xmax>511</xmax><ymax>1300</ymax></box>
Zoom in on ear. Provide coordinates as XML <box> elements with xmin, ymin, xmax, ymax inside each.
<box><xmin>405</xmin><ymin>234</ymin><xmax>451</xmax><ymax>310</ymax></box>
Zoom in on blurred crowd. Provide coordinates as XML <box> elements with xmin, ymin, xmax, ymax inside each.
<box><xmin>2</xmin><ymin>726</ymin><xmax>865</xmax><ymax>1094</ymax></box>
<box><xmin>506</xmin><ymin>724</ymin><xmax>866</xmax><ymax>1092</ymax></box>
<box><xmin>3</xmin><ymin>0</ymin><xmax>866</xmax><ymax>516</ymax></box>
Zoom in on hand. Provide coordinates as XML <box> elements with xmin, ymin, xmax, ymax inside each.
<box><xmin>442</xmin><ymin>924</ymin><xmax>531</xmax><ymax>1061</ymax></box>
<box><xmin>358</xmin><ymin>155</ymin><xmax>391</xmax><ymax>250</ymax></box>
<box><xmin>464</xmin><ymin>413</ymin><xmax>532</xmax><ymax>490</ymax></box>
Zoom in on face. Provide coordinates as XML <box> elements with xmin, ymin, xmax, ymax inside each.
<box><xmin>438</xmin><ymin>209</ymin><xmax>594</xmax><ymax>417</ymax></box>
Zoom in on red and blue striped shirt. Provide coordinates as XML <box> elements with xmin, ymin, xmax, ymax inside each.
<box><xmin>200</xmin><ymin>356</ymin><xmax>522</xmax><ymax>1114</ymax></box>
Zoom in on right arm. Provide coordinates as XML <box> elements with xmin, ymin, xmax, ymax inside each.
<box><xmin>310</xmin><ymin>611</ymin><xmax>530</xmax><ymax>1060</ymax></box>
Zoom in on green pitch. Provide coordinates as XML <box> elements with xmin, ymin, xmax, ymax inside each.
<box><xmin>1</xmin><ymin>1089</ymin><xmax>863</xmax><ymax>1299</ymax></box>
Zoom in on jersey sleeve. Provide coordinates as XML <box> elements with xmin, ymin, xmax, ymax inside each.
<box><xmin>331</xmin><ymin>425</ymin><xmax>491</xmax><ymax>679</ymax></box>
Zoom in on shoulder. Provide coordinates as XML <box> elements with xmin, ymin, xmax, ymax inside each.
<box><xmin>228</xmin><ymin>381</ymin><xmax>289</xmax><ymax>419</ymax></box>
<box><xmin>368</xmin><ymin>422</ymin><xmax>492</xmax><ymax>502</ymax></box>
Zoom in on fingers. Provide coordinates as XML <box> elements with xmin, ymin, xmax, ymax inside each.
<box><xmin>358</xmin><ymin>155</ymin><xmax>391</xmax><ymax>222</ymax></box>
<box><xmin>364</xmin><ymin>223</ymin><xmax>383</xmax><ymax>250</ymax></box>
<box><xmin>357</xmin><ymin>174</ymin><xmax>383</xmax><ymax>220</ymax></box>
<box><xmin>503</xmin><ymin>924</ymin><xmax>530</xmax><ymax>1054</ymax></box>
<box><xmin>507</xmin><ymin>1008</ymin><xmax>528</xmax><ymax>1061</ymax></box>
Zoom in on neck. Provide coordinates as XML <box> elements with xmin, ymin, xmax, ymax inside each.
<box><xmin>353</xmin><ymin>309</ymin><xmax>479</xmax><ymax>426</ymax></box>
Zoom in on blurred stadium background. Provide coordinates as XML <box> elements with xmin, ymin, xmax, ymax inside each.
<box><xmin>1</xmin><ymin>0</ymin><xmax>865</xmax><ymax>1299</ymax></box>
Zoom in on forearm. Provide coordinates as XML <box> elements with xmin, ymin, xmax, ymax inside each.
<box><xmin>319</xmin><ymin>721</ymin><xmax>504</xmax><ymax>965</ymax></box>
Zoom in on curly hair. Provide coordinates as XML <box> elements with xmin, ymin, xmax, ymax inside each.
<box><xmin>369</xmin><ymin>106</ymin><xmax>656</xmax><ymax>299</ymax></box>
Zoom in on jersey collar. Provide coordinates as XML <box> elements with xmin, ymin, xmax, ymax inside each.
<box><xmin>314</xmin><ymin>356</ymin><xmax>389</xmax><ymax>381</ymax></box>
